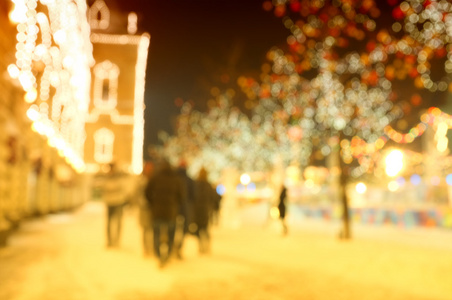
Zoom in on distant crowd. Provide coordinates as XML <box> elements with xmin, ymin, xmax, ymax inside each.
<box><xmin>95</xmin><ymin>159</ymin><xmax>221</xmax><ymax>268</ymax></box>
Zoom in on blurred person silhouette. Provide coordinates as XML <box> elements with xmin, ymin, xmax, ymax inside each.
<box><xmin>137</xmin><ymin>161</ymin><xmax>154</xmax><ymax>256</ymax></box>
<box><xmin>145</xmin><ymin>158</ymin><xmax>183</xmax><ymax>267</ymax></box>
<box><xmin>174</xmin><ymin>160</ymin><xmax>195</xmax><ymax>260</ymax></box>
<box><xmin>278</xmin><ymin>184</ymin><xmax>288</xmax><ymax>236</ymax></box>
<box><xmin>101</xmin><ymin>162</ymin><xmax>130</xmax><ymax>248</ymax></box>
<box><xmin>210</xmin><ymin>185</ymin><xmax>222</xmax><ymax>226</ymax></box>
<box><xmin>193</xmin><ymin>167</ymin><xmax>216</xmax><ymax>254</ymax></box>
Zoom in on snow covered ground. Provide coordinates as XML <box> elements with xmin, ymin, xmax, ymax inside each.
<box><xmin>1</xmin><ymin>201</ymin><xmax>451</xmax><ymax>300</ymax></box>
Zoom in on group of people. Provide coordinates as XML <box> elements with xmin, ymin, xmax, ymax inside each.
<box><xmin>99</xmin><ymin>159</ymin><xmax>220</xmax><ymax>268</ymax></box>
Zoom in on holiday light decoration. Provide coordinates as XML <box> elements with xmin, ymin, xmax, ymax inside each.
<box><xmin>159</xmin><ymin>1</ymin><xmax>452</xmax><ymax>189</ymax></box>
<box><xmin>92</xmin><ymin>60</ymin><xmax>119</xmax><ymax>111</ymax></box>
<box><xmin>385</xmin><ymin>149</ymin><xmax>404</xmax><ymax>177</ymax></box>
<box><xmin>88</xmin><ymin>0</ymin><xmax>110</xmax><ymax>30</ymax></box>
<box><xmin>239</xmin><ymin>46</ymin><xmax>398</xmax><ymax>178</ymax></box>
<box><xmin>8</xmin><ymin>0</ymin><xmax>93</xmax><ymax>173</ymax></box>
<box><xmin>393</xmin><ymin>0</ymin><xmax>452</xmax><ymax>92</ymax></box>
<box><xmin>127</xmin><ymin>12</ymin><xmax>138</xmax><ymax>35</ymax></box>
<box><xmin>262</xmin><ymin>0</ymin><xmax>392</xmax><ymax>83</ymax></box>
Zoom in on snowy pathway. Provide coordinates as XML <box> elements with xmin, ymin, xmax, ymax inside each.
<box><xmin>1</xmin><ymin>201</ymin><xmax>451</xmax><ymax>300</ymax></box>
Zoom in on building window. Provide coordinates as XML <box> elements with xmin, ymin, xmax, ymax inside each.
<box><xmin>94</xmin><ymin>128</ymin><xmax>114</xmax><ymax>164</ymax></box>
<box><xmin>89</xmin><ymin>0</ymin><xmax>110</xmax><ymax>30</ymax></box>
<box><xmin>93</xmin><ymin>60</ymin><xmax>119</xmax><ymax>110</ymax></box>
<box><xmin>102</xmin><ymin>79</ymin><xmax>110</xmax><ymax>101</ymax></box>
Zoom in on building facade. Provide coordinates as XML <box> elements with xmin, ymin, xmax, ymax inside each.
<box><xmin>84</xmin><ymin>0</ymin><xmax>150</xmax><ymax>175</ymax></box>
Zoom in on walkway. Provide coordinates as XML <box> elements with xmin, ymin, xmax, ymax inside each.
<box><xmin>1</xmin><ymin>201</ymin><xmax>451</xmax><ymax>300</ymax></box>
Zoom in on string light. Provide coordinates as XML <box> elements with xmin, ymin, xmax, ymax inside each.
<box><xmin>9</xmin><ymin>0</ymin><xmax>93</xmax><ymax>172</ymax></box>
<box><xmin>395</xmin><ymin>0</ymin><xmax>452</xmax><ymax>92</ymax></box>
<box><xmin>88</xmin><ymin>0</ymin><xmax>110</xmax><ymax>30</ymax></box>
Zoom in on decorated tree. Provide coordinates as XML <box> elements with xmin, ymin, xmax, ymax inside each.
<box><xmin>154</xmin><ymin>0</ymin><xmax>452</xmax><ymax>239</ymax></box>
<box><xmin>241</xmin><ymin>0</ymin><xmax>452</xmax><ymax>238</ymax></box>
<box><xmin>236</xmin><ymin>1</ymin><xmax>407</xmax><ymax>238</ymax></box>
<box><xmin>157</xmin><ymin>93</ymin><xmax>280</xmax><ymax>183</ymax></box>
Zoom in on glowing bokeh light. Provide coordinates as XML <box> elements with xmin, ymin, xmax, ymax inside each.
<box><xmin>216</xmin><ymin>184</ymin><xmax>226</xmax><ymax>196</ymax></box>
<box><xmin>446</xmin><ymin>174</ymin><xmax>452</xmax><ymax>186</ymax></box>
<box><xmin>410</xmin><ymin>174</ymin><xmax>422</xmax><ymax>186</ymax></box>
<box><xmin>240</xmin><ymin>173</ymin><xmax>251</xmax><ymax>185</ymax></box>
<box><xmin>388</xmin><ymin>180</ymin><xmax>399</xmax><ymax>192</ymax></box>
<box><xmin>385</xmin><ymin>150</ymin><xmax>404</xmax><ymax>177</ymax></box>
<box><xmin>355</xmin><ymin>182</ymin><xmax>367</xmax><ymax>194</ymax></box>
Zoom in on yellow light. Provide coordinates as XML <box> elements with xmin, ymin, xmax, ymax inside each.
<box><xmin>388</xmin><ymin>180</ymin><xmax>399</xmax><ymax>192</ymax></box>
<box><xmin>385</xmin><ymin>150</ymin><xmax>404</xmax><ymax>177</ymax></box>
<box><xmin>18</xmin><ymin>73</ymin><xmax>33</xmax><ymax>90</ymax></box>
<box><xmin>24</xmin><ymin>88</ymin><xmax>37</xmax><ymax>103</ymax></box>
<box><xmin>304</xmin><ymin>179</ymin><xmax>314</xmax><ymax>188</ymax></box>
<box><xmin>375</xmin><ymin>138</ymin><xmax>385</xmax><ymax>149</ymax></box>
<box><xmin>53</xmin><ymin>30</ymin><xmax>67</xmax><ymax>45</ymax></box>
<box><xmin>11</xmin><ymin>0</ymin><xmax>94</xmax><ymax>171</ymax></box>
<box><xmin>32</xmin><ymin>121</ymin><xmax>45</xmax><ymax>135</ymax></box>
<box><xmin>9</xmin><ymin>1</ymin><xmax>27</xmax><ymax>24</ymax></box>
<box><xmin>7</xmin><ymin>64</ymin><xmax>20</xmax><ymax>78</ymax></box>
<box><xmin>47</xmin><ymin>137</ymin><xmax>56</xmax><ymax>148</ymax></box>
<box><xmin>436</xmin><ymin>122</ymin><xmax>449</xmax><ymax>152</ymax></box>
<box><xmin>240</xmin><ymin>173</ymin><xmax>251</xmax><ymax>185</ymax></box>
<box><xmin>55</xmin><ymin>138</ymin><xmax>66</xmax><ymax>150</ymax></box>
<box><xmin>26</xmin><ymin>107</ymin><xmax>40</xmax><ymax>121</ymax></box>
<box><xmin>356</xmin><ymin>182</ymin><xmax>367</xmax><ymax>194</ymax></box>
<box><xmin>437</xmin><ymin>137</ymin><xmax>449</xmax><ymax>152</ymax></box>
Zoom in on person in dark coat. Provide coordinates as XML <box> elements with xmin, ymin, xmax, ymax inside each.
<box><xmin>174</xmin><ymin>162</ymin><xmax>195</xmax><ymax>259</ymax></box>
<box><xmin>145</xmin><ymin>159</ymin><xmax>183</xmax><ymax>267</ymax></box>
<box><xmin>193</xmin><ymin>167</ymin><xmax>216</xmax><ymax>254</ymax></box>
<box><xmin>278</xmin><ymin>185</ymin><xmax>288</xmax><ymax>236</ymax></box>
<box><xmin>137</xmin><ymin>162</ymin><xmax>154</xmax><ymax>256</ymax></box>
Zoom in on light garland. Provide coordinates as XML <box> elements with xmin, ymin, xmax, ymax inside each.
<box><xmin>9</xmin><ymin>0</ymin><xmax>93</xmax><ymax>173</ymax></box>
<box><xmin>132</xmin><ymin>34</ymin><xmax>151</xmax><ymax>174</ymax></box>
<box><xmin>347</xmin><ymin>107</ymin><xmax>452</xmax><ymax>161</ymax></box>
<box><xmin>394</xmin><ymin>0</ymin><xmax>452</xmax><ymax>92</ymax></box>
<box><xmin>93</xmin><ymin>60</ymin><xmax>119</xmax><ymax>111</ymax></box>
<box><xmin>88</xmin><ymin>0</ymin><xmax>110</xmax><ymax>30</ymax></box>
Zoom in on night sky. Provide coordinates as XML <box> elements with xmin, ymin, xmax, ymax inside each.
<box><xmin>116</xmin><ymin>0</ymin><xmax>289</xmax><ymax>156</ymax></box>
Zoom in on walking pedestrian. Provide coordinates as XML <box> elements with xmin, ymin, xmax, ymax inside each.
<box><xmin>278</xmin><ymin>185</ymin><xmax>288</xmax><ymax>236</ymax></box>
<box><xmin>145</xmin><ymin>159</ymin><xmax>183</xmax><ymax>267</ymax></box>
<box><xmin>174</xmin><ymin>161</ymin><xmax>195</xmax><ymax>260</ymax></box>
<box><xmin>210</xmin><ymin>185</ymin><xmax>222</xmax><ymax>226</ymax></box>
<box><xmin>100</xmin><ymin>162</ymin><xmax>130</xmax><ymax>248</ymax></box>
<box><xmin>193</xmin><ymin>167</ymin><xmax>216</xmax><ymax>254</ymax></box>
<box><xmin>137</xmin><ymin>162</ymin><xmax>154</xmax><ymax>256</ymax></box>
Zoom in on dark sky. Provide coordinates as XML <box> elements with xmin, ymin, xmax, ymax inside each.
<box><xmin>117</xmin><ymin>0</ymin><xmax>289</xmax><ymax>155</ymax></box>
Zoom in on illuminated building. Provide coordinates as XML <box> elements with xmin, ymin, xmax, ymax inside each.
<box><xmin>84</xmin><ymin>0</ymin><xmax>150</xmax><ymax>174</ymax></box>
<box><xmin>1</xmin><ymin>0</ymin><xmax>93</xmax><ymax>245</ymax></box>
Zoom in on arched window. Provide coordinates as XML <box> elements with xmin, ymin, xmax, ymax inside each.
<box><xmin>89</xmin><ymin>0</ymin><xmax>110</xmax><ymax>30</ymax></box>
<box><xmin>93</xmin><ymin>60</ymin><xmax>119</xmax><ymax>110</ymax></box>
<box><xmin>94</xmin><ymin>128</ymin><xmax>114</xmax><ymax>164</ymax></box>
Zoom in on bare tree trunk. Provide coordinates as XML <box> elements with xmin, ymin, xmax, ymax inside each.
<box><xmin>339</xmin><ymin>166</ymin><xmax>351</xmax><ymax>239</ymax></box>
<box><xmin>338</xmin><ymin>139</ymin><xmax>351</xmax><ymax>240</ymax></box>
